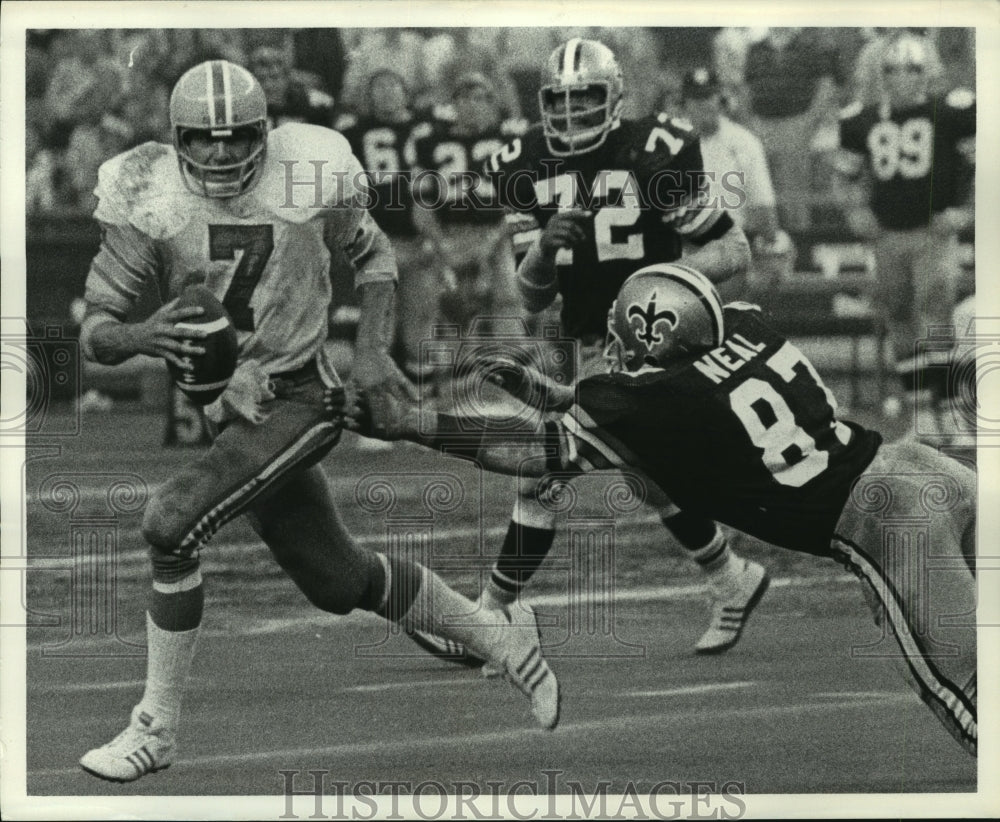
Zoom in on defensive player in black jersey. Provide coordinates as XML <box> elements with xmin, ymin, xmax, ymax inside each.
<box><xmin>337</xmin><ymin>70</ymin><xmax>434</xmax><ymax>382</ymax></box>
<box><xmin>837</xmin><ymin>33</ymin><xmax>975</xmax><ymax>429</ymax></box>
<box><xmin>409</xmin><ymin>72</ymin><xmax>527</xmax><ymax>341</ymax></box>
<box><xmin>336</xmin><ymin>262</ymin><xmax>977</xmax><ymax>758</ymax></box>
<box><xmin>466</xmin><ymin>38</ymin><xmax>761</xmax><ymax>658</ymax></box>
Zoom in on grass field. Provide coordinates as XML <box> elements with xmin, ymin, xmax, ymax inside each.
<box><xmin>10</xmin><ymin>349</ymin><xmax>983</xmax><ymax>807</ymax></box>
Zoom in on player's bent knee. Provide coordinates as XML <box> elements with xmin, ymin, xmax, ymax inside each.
<box><xmin>141</xmin><ymin>491</ymin><xmax>184</xmax><ymax>552</ymax></box>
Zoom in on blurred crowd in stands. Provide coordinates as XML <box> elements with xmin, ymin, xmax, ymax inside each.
<box><xmin>26</xmin><ymin>26</ymin><xmax>975</xmax><ymax>233</ymax></box>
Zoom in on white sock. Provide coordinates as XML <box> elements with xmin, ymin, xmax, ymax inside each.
<box><xmin>481</xmin><ymin>578</ymin><xmax>515</xmax><ymax>609</ymax></box>
<box><xmin>137</xmin><ymin>611</ymin><xmax>200</xmax><ymax>730</ymax></box>
<box><xmin>401</xmin><ymin>568</ymin><xmax>507</xmax><ymax>664</ymax></box>
<box><xmin>689</xmin><ymin>529</ymin><xmax>742</xmax><ymax>592</ymax></box>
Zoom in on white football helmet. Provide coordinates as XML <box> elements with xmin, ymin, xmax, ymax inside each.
<box><xmin>539</xmin><ymin>38</ymin><xmax>624</xmax><ymax>156</ymax></box>
<box><xmin>170</xmin><ymin>60</ymin><xmax>268</xmax><ymax>198</ymax></box>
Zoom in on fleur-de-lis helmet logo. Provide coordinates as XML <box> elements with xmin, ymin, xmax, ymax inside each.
<box><xmin>627</xmin><ymin>290</ymin><xmax>678</xmax><ymax>351</ymax></box>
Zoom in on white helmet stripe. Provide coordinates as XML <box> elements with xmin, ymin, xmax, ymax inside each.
<box><xmin>222</xmin><ymin>61</ymin><xmax>233</xmax><ymax>124</ymax></box>
<box><xmin>205</xmin><ymin>61</ymin><xmax>216</xmax><ymax>126</ymax></box>
<box><xmin>664</xmin><ymin>267</ymin><xmax>725</xmax><ymax>346</ymax></box>
<box><xmin>562</xmin><ymin>37</ymin><xmax>581</xmax><ymax>80</ymax></box>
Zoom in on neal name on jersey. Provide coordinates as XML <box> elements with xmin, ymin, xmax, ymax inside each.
<box><xmin>485</xmin><ymin>114</ymin><xmax>732</xmax><ymax>339</ymax></box>
<box><xmin>86</xmin><ymin>122</ymin><xmax>394</xmax><ymax>375</ymax></box>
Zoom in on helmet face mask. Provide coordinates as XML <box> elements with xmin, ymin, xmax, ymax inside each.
<box><xmin>539</xmin><ymin>38</ymin><xmax>624</xmax><ymax>157</ymax></box>
<box><xmin>170</xmin><ymin>60</ymin><xmax>269</xmax><ymax>198</ymax></box>
<box><xmin>605</xmin><ymin>264</ymin><xmax>725</xmax><ymax>373</ymax></box>
<box><xmin>602</xmin><ymin>305</ymin><xmax>631</xmax><ymax>374</ymax></box>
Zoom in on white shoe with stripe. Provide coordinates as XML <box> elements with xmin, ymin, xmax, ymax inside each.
<box><xmin>407</xmin><ymin>629</ymin><xmax>486</xmax><ymax>669</ymax></box>
<box><xmin>79</xmin><ymin>706</ymin><xmax>174</xmax><ymax>782</ymax></box>
<box><xmin>695</xmin><ymin>560</ymin><xmax>770</xmax><ymax>655</ymax></box>
<box><xmin>501</xmin><ymin>603</ymin><xmax>560</xmax><ymax>730</ymax></box>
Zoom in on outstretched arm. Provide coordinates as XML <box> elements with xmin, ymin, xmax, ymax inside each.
<box><xmin>330</xmin><ymin>385</ymin><xmax>567</xmax><ymax>479</ymax></box>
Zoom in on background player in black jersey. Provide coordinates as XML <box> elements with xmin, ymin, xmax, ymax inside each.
<box><xmin>337</xmin><ymin>70</ymin><xmax>433</xmax><ymax>384</ymax></box>
<box><xmin>474</xmin><ymin>38</ymin><xmax>762</xmax><ymax>657</ymax></box>
<box><xmin>837</xmin><ymin>33</ymin><xmax>975</xmax><ymax>432</ymax></box>
<box><xmin>409</xmin><ymin>72</ymin><xmax>526</xmax><ymax>350</ymax></box>
<box><xmin>335</xmin><ymin>262</ymin><xmax>977</xmax><ymax>758</ymax></box>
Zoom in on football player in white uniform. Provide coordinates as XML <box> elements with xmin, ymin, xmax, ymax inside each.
<box><xmin>77</xmin><ymin>60</ymin><xmax>559</xmax><ymax>783</ymax></box>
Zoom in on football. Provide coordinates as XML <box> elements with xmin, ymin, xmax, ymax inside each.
<box><xmin>167</xmin><ymin>285</ymin><xmax>239</xmax><ymax>406</ymax></box>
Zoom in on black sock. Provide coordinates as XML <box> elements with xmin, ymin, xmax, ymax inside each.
<box><xmin>488</xmin><ymin>521</ymin><xmax>556</xmax><ymax>602</ymax></box>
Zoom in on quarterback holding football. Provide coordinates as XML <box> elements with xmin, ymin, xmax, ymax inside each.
<box><xmin>77</xmin><ymin>60</ymin><xmax>559</xmax><ymax>783</ymax></box>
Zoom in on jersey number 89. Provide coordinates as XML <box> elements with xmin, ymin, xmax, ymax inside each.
<box><xmin>867</xmin><ymin>118</ymin><xmax>933</xmax><ymax>181</ymax></box>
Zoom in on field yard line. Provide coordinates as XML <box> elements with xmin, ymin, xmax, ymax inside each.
<box><xmin>24</xmin><ymin>574</ymin><xmax>857</xmax><ymax>651</ymax></box>
<box><xmin>237</xmin><ymin>574</ymin><xmax>856</xmax><ymax>637</ymax></box>
<box><xmin>32</xmin><ymin>679</ymin><xmax>147</xmax><ymax>693</ymax></box>
<box><xmin>27</xmin><ymin>693</ymin><xmax>915</xmax><ymax>780</ymax></box>
<box><xmin>626</xmin><ymin>681</ymin><xmax>755</xmax><ymax>697</ymax></box>
<box><xmin>24</xmin><ymin>469</ymin><xmax>465</xmax><ymax>506</ymax></box>
<box><xmin>346</xmin><ymin>676</ymin><xmax>482</xmax><ymax>693</ymax></box>
<box><xmin>25</xmin><ymin>524</ymin><xmax>512</xmax><ymax>566</ymax></box>
<box><xmin>22</xmin><ymin>515</ymin><xmax>846</xmax><ymax>569</ymax></box>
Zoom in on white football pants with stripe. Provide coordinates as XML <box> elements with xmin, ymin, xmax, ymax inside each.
<box><xmin>831</xmin><ymin>441</ymin><xmax>977</xmax><ymax>756</ymax></box>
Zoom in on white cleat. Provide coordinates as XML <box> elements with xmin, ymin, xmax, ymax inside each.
<box><xmin>695</xmin><ymin>560</ymin><xmax>770</xmax><ymax>655</ymax></box>
<box><xmin>79</xmin><ymin>706</ymin><xmax>175</xmax><ymax>783</ymax></box>
<box><xmin>501</xmin><ymin>603</ymin><xmax>560</xmax><ymax>730</ymax></box>
<box><xmin>477</xmin><ymin>597</ymin><xmax>509</xmax><ymax>679</ymax></box>
<box><xmin>407</xmin><ymin>629</ymin><xmax>486</xmax><ymax>669</ymax></box>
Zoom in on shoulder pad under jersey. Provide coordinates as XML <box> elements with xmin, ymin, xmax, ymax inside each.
<box><xmin>945</xmin><ymin>87</ymin><xmax>975</xmax><ymax>110</ymax></box>
<box><xmin>654</xmin><ymin>111</ymin><xmax>695</xmax><ymax>134</ymax></box>
<box><xmin>92</xmin><ymin>142</ymin><xmax>193</xmax><ymax>241</ymax></box>
<box><xmin>637</xmin><ymin>113</ymin><xmax>698</xmax><ymax>162</ymax></box>
<box><xmin>255</xmin><ymin>123</ymin><xmax>364</xmax><ymax>222</ymax></box>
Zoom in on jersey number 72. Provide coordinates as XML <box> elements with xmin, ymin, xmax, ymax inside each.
<box><xmin>534</xmin><ymin>171</ymin><xmax>644</xmax><ymax>265</ymax></box>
